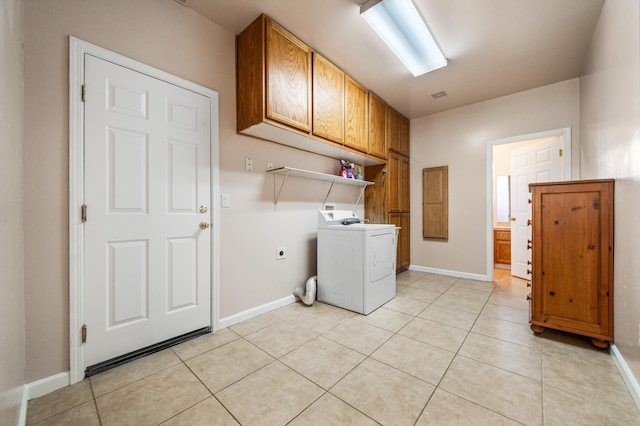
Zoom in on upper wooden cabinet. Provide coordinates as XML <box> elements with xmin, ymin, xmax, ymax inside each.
<box><xmin>344</xmin><ymin>76</ymin><xmax>368</xmax><ymax>153</ymax></box>
<box><xmin>368</xmin><ymin>92</ymin><xmax>387</xmax><ymax>159</ymax></box>
<box><xmin>237</xmin><ymin>14</ymin><xmax>312</xmax><ymax>133</ymax></box>
<box><xmin>388</xmin><ymin>106</ymin><xmax>410</xmax><ymax>156</ymax></box>
<box><xmin>312</xmin><ymin>53</ymin><xmax>344</xmax><ymax>143</ymax></box>
<box><xmin>237</xmin><ymin>14</ymin><xmax>389</xmax><ymax>165</ymax></box>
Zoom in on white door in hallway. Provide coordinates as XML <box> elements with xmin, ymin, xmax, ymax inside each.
<box><xmin>510</xmin><ymin>137</ymin><xmax>561</xmax><ymax>279</ymax></box>
<box><xmin>83</xmin><ymin>55</ymin><xmax>211</xmax><ymax>367</ymax></box>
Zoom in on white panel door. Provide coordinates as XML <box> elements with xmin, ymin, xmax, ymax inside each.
<box><xmin>510</xmin><ymin>137</ymin><xmax>561</xmax><ymax>279</ymax></box>
<box><xmin>84</xmin><ymin>55</ymin><xmax>211</xmax><ymax>366</ymax></box>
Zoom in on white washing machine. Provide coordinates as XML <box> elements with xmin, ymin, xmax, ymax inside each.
<box><xmin>317</xmin><ymin>210</ymin><xmax>396</xmax><ymax>314</ymax></box>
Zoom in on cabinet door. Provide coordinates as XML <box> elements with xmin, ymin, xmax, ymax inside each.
<box><xmin>494</xmin><ymin>230</ymin><xmax>511</xmax><ymax>264</ymax></box>
<box><xmin>387</xmin><ymin>107</ymin><xmax>401</xmax><ymax>153</ymax></box>
<box><xmin>266</xmin><ymin>19</ymin><xmax>312</xmax><ymax>132</ymax></box>
<box><xmin>344</xmin><ymin>76</ymin><xmax>368</xmax><ymax>152</ymax></box>
<box><xmin>368</xmin><ymin>92</ymin><xmax>387</xmax><ymax>159</ymax></box>
<box><xmin>387</xmin><ymin>107</ymin><xmax>410</xmax><ymax>156</ymax></box>
<box><xmin>387</xmin><ymin>151</ymin><xmax>409</xmax><ymax>213</ymax></box>
<box><xmin>422</xmin><ymin>166</ymin><xmax>448</xmax><ymax>240</ymax></box>
<box><xmin>387</xmin><ymin>152</ymin><xmax>401</xmax><ymax>212</ymax></box>
<box><xmin>399</xmin><ymin>114</ymin><xmax>410</xmax><ymax>156</ymax></box>
<box><xmin>400</xmin><ymin>154</ymin><xmax>410</xmax><ymax>212</ymax></box>
<box><xmin>389</xmin><ymin>213</ymin><xmax>410</xmax><ymax>271</ymax></box>
<box><xmin>312</xmin><ymin>54</ymin><xmax>344</xmax><ymax>143</ymax></box>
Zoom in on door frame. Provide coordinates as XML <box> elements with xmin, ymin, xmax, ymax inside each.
<box><xmin>485</xmin><ymin>127</ymin><xmax>572</xmax><ymax>282</ymax></box>
<box><xmin>69</xmin><ymin>37</ymin><xmax>221</xmax><ymax>384</ymax></box>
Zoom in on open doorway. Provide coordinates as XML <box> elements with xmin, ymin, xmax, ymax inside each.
<box><xmin>485</xmin><ymin>128</ymin><xmax>572</xmax><ymax>281</ymax></box>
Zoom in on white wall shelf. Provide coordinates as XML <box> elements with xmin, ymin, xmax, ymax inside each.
<box><xmin>267</xmin><ymin>166</ymin><xmax>373</xmax><ymax>208</ymax></box>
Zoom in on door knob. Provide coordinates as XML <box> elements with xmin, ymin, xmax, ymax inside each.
<box><xmin>199</xmin><ymin>222</ymin><xmax>210</xmax><ymax>230</ymax></box>
<box><xmin>199</xmin><ymin>205</ymin><xmax>208</xmax><ymax>214</ymax></box>
<box><xmin>509</xmin><ymin>217</ymin><xmax>516</xmax><ymax>221</ymax></box>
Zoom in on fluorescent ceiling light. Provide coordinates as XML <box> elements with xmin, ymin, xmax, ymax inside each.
<box><xmin>361</xmin><ymin>0</ymin><xmax>447</xmax><ymax>76</ymax></box>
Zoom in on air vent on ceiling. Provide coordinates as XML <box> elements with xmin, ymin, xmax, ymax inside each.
<box><xmin>430</xmin><ymin>91</ymin><xmax>448</xmax><ymax>99</ymax></box>
<box><xmin>174</xmin><ymin>0</ymin><xmax>192</xmax><ymax>7</ymax></box>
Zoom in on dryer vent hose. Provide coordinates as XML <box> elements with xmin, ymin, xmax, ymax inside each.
<box><xmin>294</xmin><ymin>275</ymin><xmax>317</xmax><ymax>306</ymax></box>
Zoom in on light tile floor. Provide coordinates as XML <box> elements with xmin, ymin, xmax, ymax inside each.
<box><xmin>27</xmin><ymin>269</ymin><xmax>640</xmax><ymax>425</ymax></box>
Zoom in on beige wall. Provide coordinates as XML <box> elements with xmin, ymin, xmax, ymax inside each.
<box><xmin>580</xmin><ymin>0</ymin><xmax>640</xmax><ymax>383</ymax></box>
<box><xmin>0</xmin><ymin>0</ymin><xmax>25</xmax><ymax>422</ymax></box>
<box><xmin>24</xmin><ymin>0</ymin><xmax>360</xmax><ymax>382</ymax></box>
<box><xmin>410</xmin><ymin>79</ymin><xmax>581</xmax><ymax>275</ymax></box>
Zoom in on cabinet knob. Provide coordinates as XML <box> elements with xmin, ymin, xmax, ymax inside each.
<box><xmin>527</xmin><ymin>281</ymin><xmax>532</xmax><ymax>287</ymax></box>
<box><xmin>527</xmin><ymin>219</ymin><xmax>532</xmax><ymax>226</ymax></box>
<box><xmin>527</xmin><ymin>269</ymin><xmax>532</xmax><ymax>275</ymax></box>
<box><xmin>527</xmin><ymin>239</ymin><xmax>532</xmax><ymax>250</ymax></box>
<box><xmin>509</xmin><ymin>217</ymin><xmax>516</xmax><ymax>222</ymax></box>
<box><xmin>526</xmin><ymin>293</ymin><xmax>532</xmax><ymax>301</ymax></box>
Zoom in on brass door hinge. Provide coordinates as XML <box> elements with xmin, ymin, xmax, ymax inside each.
<box><xmin>81</xmin><ymin>205</ymin><xmax>87</xmax><ymax>223</ymax></box>
<box><xmin>559</xmin><ymin>148</ymin><xmax>563</xmax><ymax>157</ymax></box>
<box><xmin>81</xmin><ymin>324</ymin><xmax>87</xmax><ymax>343</ymax></box>
<box><xmin>81</xmin><ymin>84</ymin><xmax>86</xmax><ymax>102</ymax></box>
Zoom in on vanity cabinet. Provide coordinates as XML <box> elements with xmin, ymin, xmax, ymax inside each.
<box><xmin>494</xmin><ymin>229</ymin><xmax>511</xmax><ymax>265</ymax></box>
<box><xmin>528</xmin><ymin>179</ymin><xmax>614</xmax><ymax>347</ymax></box>
<box><xmin>237</xmin><ymin>14</ymin><xmax>312</xmax><ymax>133</ymax></box>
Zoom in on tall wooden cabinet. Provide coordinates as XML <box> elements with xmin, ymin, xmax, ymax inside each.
<box><xmin>528</xmin><ymin>179</ymin><xmax>614</xmax><ymax>348</ymax></box>
<box><xmin>364</xmin><ymin>105</ymin><xmax>410</xmax><ymax>272</ymax></box>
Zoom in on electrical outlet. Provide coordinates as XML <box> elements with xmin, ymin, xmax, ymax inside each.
<box><xmin>245</xmin><ymin>157</ymin><xmax>253</xmax><ymax>172</ymax></box>
<box><xmin>267</xmin><ymin>162</ymin><xmax>274</xmax><ymax>171</ymax></box>
<box><xmin>276</xmin><ymin>247</ymin><xmax>286</xmax><ymax>260</ymax></box>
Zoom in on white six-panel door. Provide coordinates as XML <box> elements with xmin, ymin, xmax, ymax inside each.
<box><xmin>510</xmin><ymin>137</ymin><xmax>561</xmax><ymax>279</ymax></box>
<box><xmin>83</xmin><ymin>54</ymin><xmax>211</xmax><ymax>366</ymax></box>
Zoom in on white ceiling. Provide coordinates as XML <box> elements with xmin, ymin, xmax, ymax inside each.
<box><xmin>187</xmin><ymin>0</ymin><xmax>604</xmax><ymax>119</ymax></box>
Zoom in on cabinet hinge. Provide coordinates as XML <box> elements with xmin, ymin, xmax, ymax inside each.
<box><xmin>559</xmin><ymin>148</ymin><xmax>563</xmax><ymax>157</ymax></box>
<box><xmin>81</xmin><ymin>324</ymin><xmax>87</xmax><ymax>343</ymax></box>
<box><xmin>81</xmin><ymin>84</ymin><xmax>86</xmax><ymax>102</ymax></box>
<box><xmin>81</xmin><ymin>204</ymin><xmax>87</xmax><ymax>223</ymax></box>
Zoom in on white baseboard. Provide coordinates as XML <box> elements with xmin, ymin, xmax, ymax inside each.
<box><xmin>19</xmin><ymin>385</ymin><xmax>27</xmax><ymax>426</ymax></box>
<box><xmin>26</xmin><ymin>371</ymin><xmax>70</xmax><ymax>400</ymax></box>
<box><xmin>218</xmin><ymin>295</ymin><xmax>296</xmax><ymax>329</ymax></box>
<box><xmin>8</xmin><ymin>371</ymin><xmax>70</xmax><ymax>426</ymax></box>
<box><xmin>408</xmin><ymin>264</ymin><xmax>490</xmax><ymax>282</ymax></box>
<box><xmin>0</xmin><ymin>384</ymin><xmax>27</xmax><ymax>426</ymax></box>
<box><xmin>610</xmin><ymin>344</ymin><xmax>640</xmax><ymax>410</ymax></box>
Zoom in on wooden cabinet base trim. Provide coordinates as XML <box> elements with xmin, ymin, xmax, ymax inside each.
<box><xmin>530</xmin><ymin>324</ymin><xmax>544</xmax><ymax>335</ymax></box>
